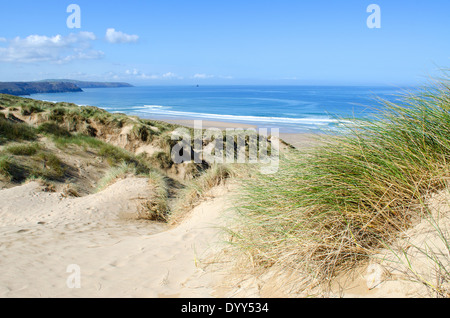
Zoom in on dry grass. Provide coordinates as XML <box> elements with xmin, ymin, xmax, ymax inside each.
<box><xmin>137</xmin><ymin>171</ymin><xmax>170</xmax><ymax>222</ymax></box>
<box><xmin>95</xmin><ymin>162</ymin><xmax>138</xmax><ymax>192</ymax></box>
<box><xmin>169</xmin><ymin>164</ymin><xmax>235</xmax><ymax>225</ymax></box>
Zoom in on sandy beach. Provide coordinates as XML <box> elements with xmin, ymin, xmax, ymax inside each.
<box><xmin>0</xmin><ymin>116</ymin><xmax>311</xmax><ymax>298</ymax></box>
<box><xmin>163</xmin><ymin>119</ymin><xmax>259</xmax><ymax>130</ymax></box>
<box><xmin>0</xmin><ymin>103</ymin><xmax>448</xmax><ymax>298</ymax></box>
<box><xmin>1</xmin><ymin>0</ymin><xmax>449</xmax><ymax>301</ymax></box>
<box><xmin>162</xmin><ymin>118</ymin><xmax>319</xmax><ymax>149</ymax></box>
<box><xmin>0</xmin><ymin>176</ymin><xmax>236</xmax><ymax>298</ymax></box>
<box><xmin>0</xmin><ymin>109</ymin><xmax>315</xmax><ymax>298</ymax></box>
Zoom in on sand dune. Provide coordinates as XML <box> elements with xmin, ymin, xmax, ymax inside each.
<box><xmin>1</xmin><ymin>166</ymin><xmax>448</xmax><ymax>298</ymax></box>
<box><xmin>0</xmin><ymin>177</ymin><xmax>233</xmax><ymax>298</ymax></box>
<box><xmin>1</xmin><ymin>159</ymin><xmax>448</xmax><ymax>298</ymax></box>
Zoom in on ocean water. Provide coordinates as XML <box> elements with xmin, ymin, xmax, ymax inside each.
<box><xmin>28</xmin><ymin>85</ymin><xmax>412</xmax><ymax>133</ymax></box>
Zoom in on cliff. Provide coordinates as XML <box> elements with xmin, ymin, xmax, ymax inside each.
<box><xmin>0</xmin><ymin>81</ymin><xmax>83</xmax><ymax>96</ymax></box>
<box><xmin>41</xmin><ymin>79</ymin><xmax>134</xmax><ymax>88</ymax></box>
<box><xmin>0</xmin><ymin>80</ymin><xmax>134</xmax><ymax>96</ymax></box>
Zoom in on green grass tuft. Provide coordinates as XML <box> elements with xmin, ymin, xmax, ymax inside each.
<box><xmin>21</xmin><ymin>104</ymin><xmax>44</xmax><ymax>116</ymax></box>
<box><xmin>0</xmin><ymin>155</ymin><xmax>27</xmax><ymax>182</ymax></box>
<box><xmin>38</xmin><ymin>122</ymin><xmax>72</xmax><ymax>138</ymax></box>
<box><xmin>0</xmin><ymin>115</ymin><xmax>37</xmax><ymax>143</ymax></box>
<box><xmin>5</xmin><ymin>143</ymin><xmax>41</xmax><ymax>156</ymax></box>
<box><xmin>96</xmin><ymin>161</ymin><xmax>138</xmax><ymax>192</ymax></box>
<box><xmin>32</xmin><ymin>152</ymin><xmax>66</xmax><ymax>180</ymax></box>
<box><xmin>98</xmin><ymin>143</ymin><xmax>134</xmax><ymax>165</ymax></box>
<box><xmin>230</xmin><ymin>73</ymin><xmax>450</xmax><ymax>289</ymax></box>
<box><xmin>0</xmin><ymin>155</ymin><xmax>13</xmax><ymax>180</ymax></box>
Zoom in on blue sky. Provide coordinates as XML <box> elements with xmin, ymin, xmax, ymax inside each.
<box><xmin>0</xmin><ymin>0</ymin><xmax>449</xmax><ymax>85</ymax></box>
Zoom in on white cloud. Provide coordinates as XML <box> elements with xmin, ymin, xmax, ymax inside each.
<box><xmin>124</xmin><ymin>69</ymin><xmax>160</xmax><ymax>80</ymax></box>
<box><xmin>0</xmin><ymin>32</ymin><xmax>103</xmax><ymax>64</ymax></box>
<box><xmin>192</xmin><ymin>73</ymin><xmax>233</xmax><ymax>80</ymax></box>
<box><xmin>105</xmin><ymin>28</ymin><xmax>139</xmax><ymax>44</ymax></box>
<box><xmin>125</xmin><ymin>69</ymin><xmax>139</xmax><ymax>76</ymax></box>
<box><xmin>123</xmin><ymin>69</ymin><xmax>183</xmax><ymax>80</ymax></box>
<box><xmin>0</xmin><ymin>37</ymin><xmax>7</xmax><ymax>43</ymax></box>
<box><xmin>193</xmin><ymin>73</ymin><xmax>214</xmax><ymax>79</ymax></box>
<box><xmin>141</xmin><ymin>74</ymin><xmax>160</xmax><ymax>80</ymax></box>
<box><xmin>162</xmin><ymin>72</ymin><xmax>180</xmax><ymax>79</ymax></box>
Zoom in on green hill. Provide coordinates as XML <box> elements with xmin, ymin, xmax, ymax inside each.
<box><xmin>41</xmin><ymin>79</ymin><xmax>134</xmax><ymax>88</ymax></box>
<box><xmin>0</xmin><ymin>80</ymin><xmax>134</xmax><ymax>96</ymax></box>
<box><xmin>0</xmin><ymin>82</ymin><xmax>83</xmax><ymax>96</ymax></box>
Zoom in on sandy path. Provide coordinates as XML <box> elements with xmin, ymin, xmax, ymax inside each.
<box><xmin>0</xmin><ymin>178</ymin><xmax>232</xmax><ymax>298</ymax></box>
<box><xmin>3</xmin><ymin>167</ymin><xmax>445</xmax><ymax>298</ymax></box>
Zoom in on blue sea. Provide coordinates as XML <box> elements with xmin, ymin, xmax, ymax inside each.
<box><xmin>27</xmin><ymin>85</ymin><xmax>413</xmax><ymax>133</ymax></box>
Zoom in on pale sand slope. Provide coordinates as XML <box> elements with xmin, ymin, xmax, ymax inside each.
<box><xmin>335</xmin><ymin>188</ymin><xmax>450</xmax><ymax>298</ymax></box>
<box><xmin>1</xmin><ymin>162</ymin><xmax>447</xmax><ymax>298</ymax></box>
<box><xmin>0</xmin><ymin>177</ymin><xmax>233</xmax><ymax>298</ymax></box>
<box><xmin>211</xmin><ymin>188</ymin><xmax>450</xmax><ymax>298</ymax></box>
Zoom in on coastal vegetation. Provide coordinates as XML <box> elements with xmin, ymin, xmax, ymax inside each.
<box><xmin>1</xmin><ymin>74</ymin><xmax>449</xmax><ymax>297</ymax></box>
<box><xmin>228</xmin><ymin>74</ymin><xmax>450</xmax><ymax>296</ymax></box>
<box><xmin>0</xmin><ymin>93</ymin><xmax>236</xmax><ymax>221</ymax></box>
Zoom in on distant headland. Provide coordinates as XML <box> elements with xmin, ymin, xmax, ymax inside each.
<box><xmin>0</xmin><ymin>80</ymin><xmax>133</xmax><ymax>96</ymax></box>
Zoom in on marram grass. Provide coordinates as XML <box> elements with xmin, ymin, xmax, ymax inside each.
<box><xmin>230</xmin><ymin>74</ymin><xmax>450</xmax><ymax>289</ymax></box>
